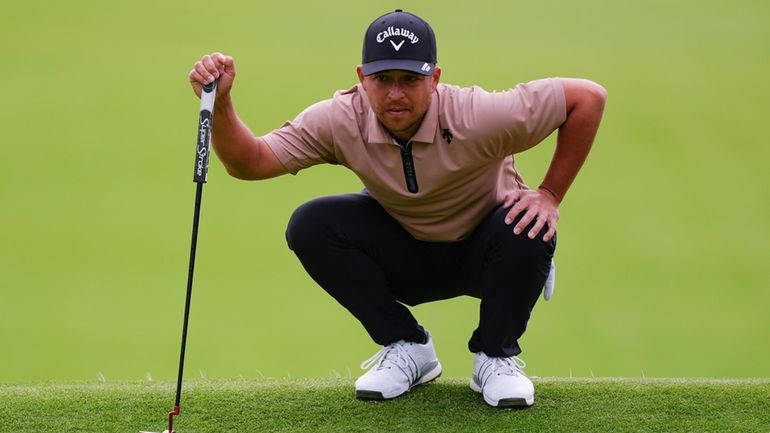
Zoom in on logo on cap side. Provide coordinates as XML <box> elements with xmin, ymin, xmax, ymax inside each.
<box><xmin>421</xmin><ymin>63</ymin><xmax>431</xmax><ymax>72</ymax></box>
<box><xmin>376</xmin><ymin>26</ymin><xmax>420</xmax><ymax>45</ymax></box>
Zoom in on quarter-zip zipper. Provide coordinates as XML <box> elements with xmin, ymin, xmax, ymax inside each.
<box><xmin>392</xmin><ymin>139</ymin><xmax>419</xmax><ymax>194</ymax></box>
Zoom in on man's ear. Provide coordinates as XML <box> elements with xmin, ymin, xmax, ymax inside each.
<box><xmin>431</xmin><ymin>67</ymin><xmax>442</xmax><ymax>91</ymax></box>
<box><xmin>356</xmin><ymin>65</ymin><xmax>366</xmax><ymax>88</ymax></box>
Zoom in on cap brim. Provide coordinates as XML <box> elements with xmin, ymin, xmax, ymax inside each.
<box><xmin>362</xmin><ymin>59</ymin><xmax>435</xmax><ymax>76</ymax></box>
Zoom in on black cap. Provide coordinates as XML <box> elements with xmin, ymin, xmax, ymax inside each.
<box><xmin>362</xmin><ymin>9</ymin><xmax>437</xmax><ymax>76</ymax></box>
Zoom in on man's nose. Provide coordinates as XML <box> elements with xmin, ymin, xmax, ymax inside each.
<box><xmin>387</xmin><ymin>82</ymin><xmax>405</xmax><ymax>98</ymax></box>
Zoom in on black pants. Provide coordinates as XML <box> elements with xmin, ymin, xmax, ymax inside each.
<box><xmin>285</xmin><ymin>193</ymin><xmax>556</xmax><ymax>357</ymax></box>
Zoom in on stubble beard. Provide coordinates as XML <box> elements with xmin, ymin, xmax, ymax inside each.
<box><xmin>378</xmin><ymin>111</ymin><xmax>425</xmax><ymax>142</ymax></box>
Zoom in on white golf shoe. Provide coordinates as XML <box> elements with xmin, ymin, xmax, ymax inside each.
<box><xmin>355</xmin><ymin>332</ymin><xmax>442</xmax><ymax>400</ymax></box>
<box><xmin>470</xmin><ymin>352</ymin><xmax>535</xmax><ymax>408</ymax></box>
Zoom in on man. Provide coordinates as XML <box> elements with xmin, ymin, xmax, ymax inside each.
<box><xmin>188</xmin><ymin>9</ymin><xmax>606</xmax><ymax>408</ymax></box>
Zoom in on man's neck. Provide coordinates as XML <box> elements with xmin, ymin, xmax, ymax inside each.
<box><xmin>388</xmin><ymin>132</ymin><xmax>410</xmax><ymax>147</ymax></box>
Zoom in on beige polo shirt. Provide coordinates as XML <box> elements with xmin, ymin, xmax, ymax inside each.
<box><xmin>262</xmin><ymin>79</ymin><xmax>566</xmax><ymax>242</ymax></box>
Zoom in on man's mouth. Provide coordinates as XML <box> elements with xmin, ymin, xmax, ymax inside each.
<box><xmin>386</xmin><ymin>107</ymin><xmax>409</xmax><ymax>115</ymax></box>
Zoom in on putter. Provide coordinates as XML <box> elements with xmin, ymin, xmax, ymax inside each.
<box><xmin>141</xmin><ymin>80</ymin><xmax>217</xmax><ymax>433</ymax></box>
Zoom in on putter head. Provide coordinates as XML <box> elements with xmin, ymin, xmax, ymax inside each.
<box><xmin>140</xmin><ymin>405</ymin><xmax>180</xmax><ymax>433</ymax></box>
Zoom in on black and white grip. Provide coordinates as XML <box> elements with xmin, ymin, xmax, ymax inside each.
<box><xmin>193</xmin><ymin>81</ymin><xmax>217</xmax><ymax>183</ymax></box>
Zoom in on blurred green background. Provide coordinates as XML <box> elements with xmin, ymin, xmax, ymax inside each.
<box><xmin>1</xmin><ymin>0</ymin><xmax>768</xmax><ymax>383</ymax></box>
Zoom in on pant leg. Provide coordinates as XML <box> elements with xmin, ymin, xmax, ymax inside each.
<box><xmin>285</xmin><ymin>193</ymin><xmax>432</xmax><ymax>345</ymax></box>
<box><xmin>286</xmin><ymin>193</ymin><xmax>555</xmax><ymax>355</ymax></box>
<box><xmin>464</xmin><ymin>205</ymin><xmax>557</xmax><ymax>357</ymax></box>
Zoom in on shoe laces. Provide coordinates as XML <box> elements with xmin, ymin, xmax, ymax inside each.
<box><xmin>360</xmin><ymin>342</ymin><xmax>419</xmax><ymax>383</ymax></box>
<box><xmin>482</xmin><ymin>355</ymin><xmax>527</xmax><ymax>377</ymax></box>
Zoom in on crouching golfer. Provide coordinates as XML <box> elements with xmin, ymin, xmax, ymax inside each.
<box><xmin>188</xmin><ymin>9</ymin><xmax>606</xmax><ymax>407</ymax></box>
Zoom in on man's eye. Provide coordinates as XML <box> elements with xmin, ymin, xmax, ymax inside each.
<box><xmin>375</xmin><ymin>75</ymin><xmax>389</xmax><ymax>82</ymax></box>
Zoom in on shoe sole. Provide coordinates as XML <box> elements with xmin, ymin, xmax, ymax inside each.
<box><xmin>356</xmin><ymin>362</ymin><xmax>443</xmax><ymax>401</ymax></box>
<box><xmin>355</xmin><ymin>390</ymin><xmax>389</xmax><ymax>400</ymax></box>
<box><xmin>469</xmin><ymin>377</ymin><xmax>534</xmax><ymax>408</ymax></box>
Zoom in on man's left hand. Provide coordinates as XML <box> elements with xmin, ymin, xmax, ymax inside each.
<box><xmin>503</xmin><ymin>189</ymin><xmax>559</xmax><ymax>242</ymax></box>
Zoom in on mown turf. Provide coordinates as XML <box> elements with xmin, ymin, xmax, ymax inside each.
<box><xmin>1</xmin><ymin>378</ymin><xmax>768</xmax><ymax>433</ymax></box>
<box><xmin>2</xmin><ymin>0</ymin><xmax>770</xmax><ymax>384</ymax></box>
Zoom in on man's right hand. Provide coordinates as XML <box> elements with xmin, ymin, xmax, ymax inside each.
<box><xmin>186</xmin><ymin>52</ymin><xmax>287</xmax><ymax>180</ymax></box>
<box><xmin>188</xmin><ymin>52</ymin><xmax>236</xmax><ymax>101</ymax></box>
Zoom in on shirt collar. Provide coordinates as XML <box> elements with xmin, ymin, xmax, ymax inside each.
<box><xmin>364</xmin><ymin>87</ymin><xmax>439</xmax><ymax>145</ymax></box>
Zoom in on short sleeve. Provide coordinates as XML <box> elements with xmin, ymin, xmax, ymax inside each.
<box><xmin>509</xmin><ymin>78</ymin><xmax>566</xmax><ymax>151</ymax></box>
<box><xmin>261</xmin><ymin>99</ymin><xmax>337</xmax><ymax>175</ymax></box>
<box><xmin>462</xmin><ymin>78</ymin><xmax>567</xmax><ymax>155</ymax></box>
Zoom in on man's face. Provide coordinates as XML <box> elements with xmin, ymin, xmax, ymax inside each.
<box><xmin>357</xmin><ymin>67</ymin><xmax>441</xmax><ymax>142</ymax></box>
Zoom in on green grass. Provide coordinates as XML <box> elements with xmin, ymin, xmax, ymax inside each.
<box><xmin>1</xmin><ymin>0</ymin><xmax>770</xmax><ymax>383</ymax></box>
<box><xmin>2</xmin><ymin>378</ymin><xmax>769</xmax><ymax>433</ymax></box>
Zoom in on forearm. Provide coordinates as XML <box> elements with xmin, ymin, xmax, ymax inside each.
<box><xmin>211</xmin><ymin>97</ymin><xmax>258</xmax><ymax>175</ymax></box>
<box><xmin>539</xmin><ymin>80</ymin><xmax>607</xmax><ymax>203</ymax></box>
<box><xmin>211</xmin><ymin>98</ymin><xmax>287</xmax><ymax>180</ymax></box>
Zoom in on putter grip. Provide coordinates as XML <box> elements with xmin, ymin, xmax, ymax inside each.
<box><xmin>193</xmin><ymin>81</ymin><xmax>218</xmax><ymax>183</ymax></box>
